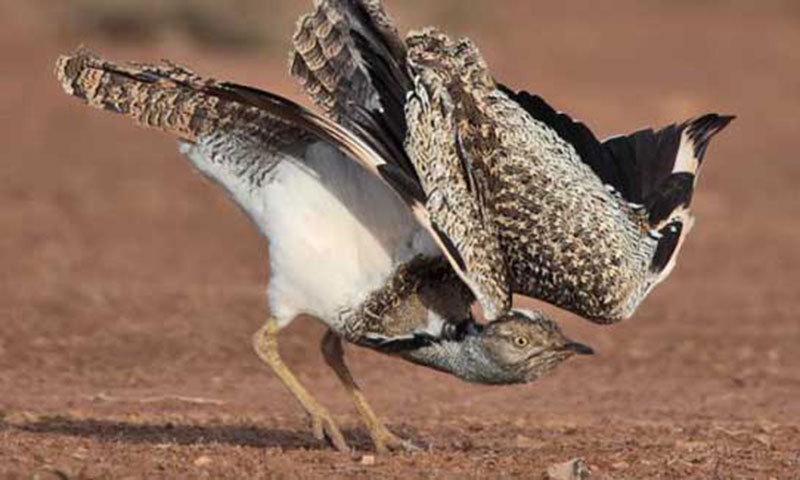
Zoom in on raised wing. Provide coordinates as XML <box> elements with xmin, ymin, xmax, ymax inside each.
<box><xmin>499</xmin><ymin>86</ymin><xmax>734</xmax><ymax>224</ymax></box>
<box><xmin>291</xmin><ymin>2</ymin><xmax>513</xmax><ymax>320</ymax></box>
<box><xmin>291</xmin><ymin>0</ymin><xmax>409</xmax><ymax>158</ymax></box>
<box><xmin>57</xmin><ymin>48</ymin><xmax>510</xmax><ymax>319</ymax></box>
<box><xmin>500</xmin><ymin>85</ymin><xmax>734</xmax><ymax>288</ymax></box>
<box><xmin>402</xmin><ymin>67</ymin><xmax>512</xmax><ymax>321</ymax></box>
<box><xmin>400</xmin><ymin>29</ymin><xmax>732</xmax><ymax>324</ymax></box>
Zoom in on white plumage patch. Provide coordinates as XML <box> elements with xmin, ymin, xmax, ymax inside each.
<box><xmin>183</xmin><ymin>138</ymin><xmax>438</xmax><ymax>330</ymax></box>
<box><xmin>672</xmin><ymin>130</ymin><xmax>700</xmax><ymax>176</ymax></box>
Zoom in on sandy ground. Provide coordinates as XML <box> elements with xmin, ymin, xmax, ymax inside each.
<box><xmin>2</xmin><ymin>1</ymin><xmax>800</xmax><ymax>478</ymax></box>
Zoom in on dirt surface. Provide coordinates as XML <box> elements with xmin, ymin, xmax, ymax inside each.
<box><xmin>2</xmin><ymin>1</ymin><xmax>800</xmax><ymax>478</ymax></box>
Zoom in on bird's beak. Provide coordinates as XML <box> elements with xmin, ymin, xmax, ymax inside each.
<box><xmin>561</xmin><ymin>341</ymin><xmax>594</xmax><ymax>355</ymax></box>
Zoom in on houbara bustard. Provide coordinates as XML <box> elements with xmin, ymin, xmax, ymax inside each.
<box><xmin>55</xmin><ymin>0</ymin><xmax>732</xmax><ymax>453</ymax></box>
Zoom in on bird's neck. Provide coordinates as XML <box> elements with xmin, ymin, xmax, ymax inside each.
<box><xmin>340</xmin><ymin>256</ymin><xmax>523</xmax><ymax>384</ymax></box>
<box><xmin>398</xmin><ymin>335</ymin><xmax>522</xmax><ymax>385</ymax></box>
<box><xmin>340</xmin><ymin>256</ymin><xmax>474</xmax><ymax>343</ymax></box>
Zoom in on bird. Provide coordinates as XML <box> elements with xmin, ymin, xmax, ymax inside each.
<box><xmin>54</xmin><ymin>51</ymin><xmax>594</xmax><ymax>453</ymax></box>
<box><xmin>54</xmin><ymin>0</ymin><xmax>731</xmax><ymax>453</ymax></box>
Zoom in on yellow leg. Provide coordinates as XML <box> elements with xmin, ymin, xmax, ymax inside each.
<box><xmin>252</xmin><ymin>318</ymin><xmax>349</xmax><ymax>453</ymax></box>
<box><xmin>320</xmin><ymin>329</ymin><xmax>419</xmax><ymax>453</ymax></box>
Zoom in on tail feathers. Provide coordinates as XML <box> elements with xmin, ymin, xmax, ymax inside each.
<box><xmin>55</xmin><ymin>49</ymin><xmax>341</xmax><ymax>149</ymax></box>
<box><xmin>56</xmin><ymin>50</ymin><xmax>223</xmax><ymax>141</ymax></box>
<box><xmin>55</xmin><ymin>49</ymin><xmax>306</xmax><ymax>146</ymax></box>
<box><xmin>56</xmin><ymin>49</ymin><xmax>427</xmax><ymax>206</ymax></box>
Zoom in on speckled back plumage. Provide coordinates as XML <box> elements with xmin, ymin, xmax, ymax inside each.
<box><xmin>338</xmin><ymin>256</ymin><xmax>473</xmax><ymax>347</ymax></box>
<box><xmin>404</xmin><ymin>31</ymin><xmax>655</xmax><ymax>322</ymax></box>
<box><xmin>291</xmin><ymin>1</ymin><xmax>733</xmax><ymax>324</ymax></box>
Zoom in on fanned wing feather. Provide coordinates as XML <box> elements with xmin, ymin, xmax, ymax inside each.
<box><xmin>56</xmin><ymin>49</ymin><xmax>506</xmax><ymax>319</ymax></box>
<box><xmin>500</xmin><ymin>83</ymin><xmax>733</xmax><ymax>286</ymax></box>
<box><xmin>292</xmin><ymin>4</ymin><xmax>514</xmax><ymax>320</ymax></box>
<box><xmin>402</xmin><ymin>32</ymin><xmax>514</xmax><ymax>320</ymax></box>
<box><xmin>398</xmin><ymin>72</ymin><xmax>512</xmax><ymax>320</ymax></box>
<box><xmin>290</xmin><ymin>2</ymin><xmax>734</xmax><ymax>323</ymax></box>
<box><xmin>290</xmin><ymin>2</ymin><xmax>735</xmax><ymax>323</ymax></box>
<box><xmin>291</xmin><ymin>0</ymin><xmax>414</xmax><ymax>182</ymax></box>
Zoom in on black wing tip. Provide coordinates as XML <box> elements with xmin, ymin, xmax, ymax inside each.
<box><xmin>683</xmin><ymin>113</ymin><xmax>735</xmax><ymax>163</ymax></box>
<box><xmin>685</xmin><ymin>113</ymin><xmax>736</xmax><ymax>135</ymax></box>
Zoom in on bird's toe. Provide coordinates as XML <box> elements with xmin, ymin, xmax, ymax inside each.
<box><xmin>309</xmin><ymin>412</ymin><xmax>350</xmax><ymax>453</ymax></box>
<box><xmin>373</xmin><ymin>428</ymin><xmax>421</xmax><ymax>454</ymax></box>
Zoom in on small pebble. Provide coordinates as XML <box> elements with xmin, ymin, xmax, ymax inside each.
<box><xmin>546</xmin><ymin>457</ymin><xmax>590</xmax><ymax>480</ymax></box>
<box><xmin>611</xmin><ymin>461</ymin><xmax>630</xmax><ymax>470</ymax></box>
<box><xmin>753</xmin><ymin>434</ymin><xmax>771</xmax><ymax>448</ymax></box>
<box><xmin>193</xmin><ymin>455</ymin><xmax>212</xmax><ymax>467</ymax></box>
<box><xmin>360</xmin><ymin>455</ymin><xmax>376</xmax><ymax>466</ymax></box>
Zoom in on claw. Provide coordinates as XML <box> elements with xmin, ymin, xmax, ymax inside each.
<box><xmin>309</xmin><ymin>413</ymin><xmax>350</xmax><ymax>453</ymax></box>
<box><xmin>372</xmin><ymin>427</ymin><xmax>420</xmax><ymax>454</ymax></box>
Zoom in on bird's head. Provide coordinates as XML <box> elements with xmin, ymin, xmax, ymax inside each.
<box><xmin>465</xmin><ymin>308</ymin><xmax>593</xmax><ymax>384</ymax></box>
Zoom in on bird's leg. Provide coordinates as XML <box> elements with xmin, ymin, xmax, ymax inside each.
<box><xmin>320</xmin><ymin>329</ymin><xmax>419</xmax><ymax>453</ymax></box>
<box><xmin>252</xmin><ymin>318</ymin><xmax>349</xmax><ymax>453</ymax></box>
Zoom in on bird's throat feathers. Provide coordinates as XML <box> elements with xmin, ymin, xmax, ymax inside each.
<box><xmin>397</xmin><ymin>334</ymin><xmax>529</xmax><ymax>385</ymax></box>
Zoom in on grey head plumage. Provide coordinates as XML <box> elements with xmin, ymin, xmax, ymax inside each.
<box><xmin>397</xmin><ymin>309</ymin><xmax>593</xmax><ymax>385</ymax></box>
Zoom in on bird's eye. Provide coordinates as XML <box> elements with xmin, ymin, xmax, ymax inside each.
<box><xmin>513</xmin><ymin>336</ymin><xmax>529</xmax><ymax>348</ymax></box>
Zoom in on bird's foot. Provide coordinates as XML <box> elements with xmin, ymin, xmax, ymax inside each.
<box><xmin>372</xmin><ymin>426</ymin><xmax>420</xmax><ymax>454</ymax></box>
<box><xmin>309</xmin><ymin>410</ymin><xmax>350</xmax><ymax>453</ymax></box>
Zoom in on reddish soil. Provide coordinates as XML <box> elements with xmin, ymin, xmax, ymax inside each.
<box><xmin>2</xmin><ymin>1</ymin><xmax>799</xmax><ymax>478</ymax></box>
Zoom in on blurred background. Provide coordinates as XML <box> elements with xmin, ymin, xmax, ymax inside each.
<box><xmin>2</xmin><ymin>0</ymin><xmax>799</xmax><ymax>477</ymax></box>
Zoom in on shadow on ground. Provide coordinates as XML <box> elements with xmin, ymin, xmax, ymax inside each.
<box><xmin>9</xmin><ymin>416</ymin><xmax>360</xmax><ymax>451</ymax></box>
